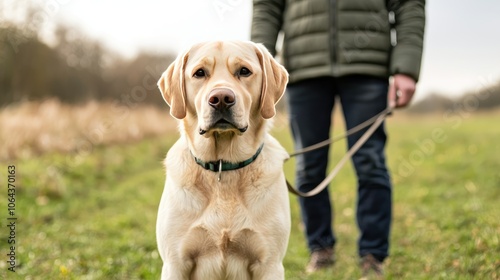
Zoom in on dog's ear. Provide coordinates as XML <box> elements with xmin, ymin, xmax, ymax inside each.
<box><xmin>254</xmin><ymin>43</ymin><xmax>288</xmax><ymax>119</ymax></box>
<box><xmin>158</xmin><ymin>51</ymin><xmax>189</xmax><ymax>119</ymax></box>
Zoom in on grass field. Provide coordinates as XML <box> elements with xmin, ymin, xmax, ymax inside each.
<box><xmin>1</xmin><ymin>109</ymin><xmax>499</xmax><ymax>279</ymax></box>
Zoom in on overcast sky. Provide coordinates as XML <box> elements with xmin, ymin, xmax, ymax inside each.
<box><xmin>6</xmin><ymin>0</ymin><xmax>500</xmax><ymax>101</ymax></box>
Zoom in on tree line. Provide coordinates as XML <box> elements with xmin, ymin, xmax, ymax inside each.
<box><xmin>408</xmin><ymin>82</ymin><xmax>500</xmax><ymax>113</ymax></box>
<box><xmin>0</xmin><ymin>10</ymin><xmax>174</xmax><ymax>107</ymax></box>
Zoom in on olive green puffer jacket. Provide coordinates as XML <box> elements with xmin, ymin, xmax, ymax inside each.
<box><xmin>251</xmin><ymin>0</ymin><xmax>425</xmax><ymax>83</ymax></box>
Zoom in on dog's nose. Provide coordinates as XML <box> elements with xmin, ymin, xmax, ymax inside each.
<box><xmin>208</xmin><ymin>88</ymin><xmax>236</xmax><ymax>110</ymax></box>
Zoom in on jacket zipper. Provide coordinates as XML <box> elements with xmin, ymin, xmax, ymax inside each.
<box><xmin>330</xmin><ymin>0</ymin><xmax>337</xmax><ymax>71</ymax></box>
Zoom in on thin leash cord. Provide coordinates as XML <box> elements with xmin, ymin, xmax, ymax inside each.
<box><xmin>288</xmin><ymin>106</ymin><xmax>393</xmax><ymax>159</ymax></box>
<box><xmin>285</xmin><ymin>104</ymin><xmax>394</xmax><ymax>197</ymax></box>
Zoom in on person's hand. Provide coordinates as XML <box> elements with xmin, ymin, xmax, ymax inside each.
<box><xmin>388</xmin><ymin>74</ymin><xmax>416</xmax><ymax>108</ymax></box>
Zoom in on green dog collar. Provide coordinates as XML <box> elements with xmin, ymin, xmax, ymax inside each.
<box><xmin>193</xmin><ymin>143</ymin><xmax>264</xmax><ymax>172</ymax></box>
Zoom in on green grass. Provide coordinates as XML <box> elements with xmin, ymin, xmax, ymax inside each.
<box><xmin>1</xmin><ymin>111</ymin><xmax>499</xmax><ymax>279</ymax></box>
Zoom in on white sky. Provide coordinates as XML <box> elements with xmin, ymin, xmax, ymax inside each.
<box><xmin>5</xmin><ymin>0</ymin><xmax>500</xmax><ymax>101</ymax></box>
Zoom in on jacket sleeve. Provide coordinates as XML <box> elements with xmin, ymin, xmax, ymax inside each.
<box><xmin>390</xmin><ymin>0</ymin><xmax>426</xmax><ymax>81</ymax></box>
<box><xmin>250</xmin><ymin>0</ymin><xmax>286</xmax><ymax>56</ymax></box>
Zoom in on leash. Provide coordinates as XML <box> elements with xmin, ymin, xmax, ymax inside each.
<box><xmin>285</xmin><ymin>105</ymin><xmax>395</xmax><ymax>197</ymax></box>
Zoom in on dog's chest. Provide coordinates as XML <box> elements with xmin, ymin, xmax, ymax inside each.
<box><xmin>181</xmin><ymin>195</ymin><xmax>266</xmax><ymax>263</ymax></box>
<box><xmin>165</xmin><ymin>147</ymin><xmax>285</xmax><ymax>267</ymax></box>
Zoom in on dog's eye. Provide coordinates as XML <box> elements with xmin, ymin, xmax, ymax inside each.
<box><xmin>238</xmin><ymin>67</ymin><xmax>252</xmax><ymax>77</ymax></box>
<box><xmin>193</xmin><ymin>69</ymin><xmax>206</xmax><ymax>78</ymax></box>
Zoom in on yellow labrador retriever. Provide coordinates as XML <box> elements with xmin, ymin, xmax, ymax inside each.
<box><xmin>156</xmin><ymin>41</ymin><xmax>290</xmax><ymax>279</ymax></box>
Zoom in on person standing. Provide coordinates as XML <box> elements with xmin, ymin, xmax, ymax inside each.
<box><xmin>251</xmin><ymin>0</ymin><xmax>425</xmax><ymax>276</ymax></box>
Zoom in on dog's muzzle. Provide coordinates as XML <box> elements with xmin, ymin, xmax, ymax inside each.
<box><xmin>199</xmin><ymin>88</ymin><xmax>248</xmax><ymax>135</ymax></box>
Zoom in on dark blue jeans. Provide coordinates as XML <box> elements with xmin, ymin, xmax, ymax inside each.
<box><xmin>287</xmin><ymin>75</ymin><xmax>392</xmax><ymax>261</ymax></box>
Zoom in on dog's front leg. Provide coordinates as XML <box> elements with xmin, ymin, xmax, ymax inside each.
<box><xmin>160</xmin><ymin>260</ymin><xmax>193</xmax><ymax>280</ymax></box>
<box><xmin>251</xmin><ymin>262</ymin><xmax>285</xmax><ymax>280</ymax></box>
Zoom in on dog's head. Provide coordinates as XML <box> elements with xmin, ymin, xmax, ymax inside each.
<box><xmin>158</xmin><ymin>41</ymin><xmax>288</xmax><ymax>138</ymax></box>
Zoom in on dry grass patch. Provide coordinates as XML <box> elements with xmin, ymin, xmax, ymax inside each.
<box><xmin>0</xmin><ymin>99</ymin><xmax>175</xmax><ymax>160</ymax></box>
